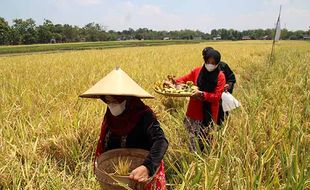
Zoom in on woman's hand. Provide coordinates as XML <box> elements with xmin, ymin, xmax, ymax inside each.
<box><xmin>167</xmin><ymin>75</ymin><xmax>176</xmax><ymax>83</ymax></box>
<box><xmin>163</xmin><ymin>80</ymin><xmax>176</xmax><ymax>89</ymax></box>
<box><xmin>163</xmin><ymin>80</ymin><xmax>174</xmax><ymax>86</ymax></box>
<box><xmin>224</xmin><ymin>84</ymin><xmax>230</xmax><ymax>92</ymax></box>
<box><xmin>129</xmin><ymin>165</ymin><xmax>150</xmax><ymax>182</ymax></box>
<box><xmin>191</xmin><ymin>89</ymin><xmax>204</xmax><ymax>100</ymax></box>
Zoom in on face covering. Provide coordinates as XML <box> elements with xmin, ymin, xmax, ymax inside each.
<box><xmin>205</xmin><ymin>63</ymin><xmax>218</xmax><ymax>72</ymax></box>
<box><xmin>107</xmin><ymin>100</ymin><xmax>127</xmax><ymax>116</ymax></box>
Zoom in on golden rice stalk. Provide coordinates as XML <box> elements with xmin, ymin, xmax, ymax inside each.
<box><xmin>113</xmin><ymin>157</ymin><xmax>132</xmax><ymax>176</ymax></box>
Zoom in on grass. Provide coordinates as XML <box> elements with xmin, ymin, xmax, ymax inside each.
<box><xmin>0</xmin><ymin>40</ymin><xmax>309</xmax><ymax>189</ymax></box>
<box><xmin>0</xmin><ymin>40</ymin><xmax>200</xmax><ymax>55</ymax></box>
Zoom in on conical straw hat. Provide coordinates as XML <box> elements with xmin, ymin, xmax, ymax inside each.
<box><xmin>80</xmin><ymin>67</ymin><xmax>154</xmax><ymax>99</ymax></box>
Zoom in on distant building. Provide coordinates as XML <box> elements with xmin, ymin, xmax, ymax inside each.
<box><xmin>262</xmin><ymin>35</ymin><xmax>270</xmax><ymax>40</ymax></box>
<box><xmin>242</xmin><ymin>36</ymin><xmax>251</xmax><ymax>40</ymax></box>
<box><xmin>50</xmin><ymin>38</ymin><xmax>56</xmax><ymax>43</ymax></box>
<box><xmin>213</xmin><ymin>36</ymin><xmax>221</xmax><ymax>40</ymax></box>
<box><xmin>163</xmin><ymin>37</ymin><xmax>170</xmax><ymax>40</ymax></box>
<box><xmin>117</xmin><ymin>37</ymin><xmax>126</xmax><ymax>41</ymax></box>
<box><xmin>193</xmin><ymin>36</ymin><xmax>202</xmax><ymax>40</ymax></box>
<box><xmin>303</xmin><ymin>36</ymin><xmax>310</xmax><ymax>40</ymax></box>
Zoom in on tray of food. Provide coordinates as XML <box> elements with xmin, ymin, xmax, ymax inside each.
<box><xmin>154</xmin><ymin>79</ymin><xmax>198</xmax><ymax>97</ymax></box>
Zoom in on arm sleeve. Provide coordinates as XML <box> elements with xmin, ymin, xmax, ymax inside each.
<box><xmin>223</xmin><ymin>64</ymin><xmax>236</xmax><ymax>83</ymax></box>
<box><xmin>202</xmin><ymin>72</ymin><xmax>226</xmax><ymax>103</ymax></box>
<box><xmin>142</xmin><ymin>118</ymin><xmax>169</xmax><ymax>176</ymax></box>
<box><xmin>175</xmin><ymin>69</ymin><xmax>196</xmax><ymax>84</ymax></box>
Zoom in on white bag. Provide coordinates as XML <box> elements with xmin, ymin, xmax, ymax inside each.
<box><xmin>221</xmin><ymin>92</ymin><xmax>241</xmax><ymax>112</ymax></box>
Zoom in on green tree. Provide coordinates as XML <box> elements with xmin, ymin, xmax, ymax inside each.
<box><xmin>11</xmin><ymin>18</ymin><xmax>37</xmax><ymax>44</ymax></box>
<box><xmin>82</xmin><ymin>22</ymin><xmax>107</xmax><ymax>41</ymax></box>
<box><xmin>37</xmin><ymin>19</ymin><xmax>54</xmax><ymax>43</ymax></box>
<box><xmin>62</xmin><ymin>24</ymin><xmax>80</xmax><ymax>42</ymax></box>
<box><xmin>211</xmin><ymin>29</ymin><xmax>219</xmax><ymax>37</ymax></box>
<box><xmin>0</xmin><ymin>17</ymin><xmax>10</xmax><ymax>45</ymax></box>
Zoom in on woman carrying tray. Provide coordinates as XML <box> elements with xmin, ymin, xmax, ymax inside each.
<box><xmin>80</xmin><ymin>67</ymin><xmax>169</xmax><ymax>189</ymax></box>
<box><xmin>165</xmin><ymin>49</ymin><xmax>225</xmax><ymax>152</ymax></box>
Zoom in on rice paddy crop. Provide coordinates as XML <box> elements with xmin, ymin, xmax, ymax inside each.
<box><xmin>0</xmin><ymin>40</ymin><xmax>309</xmax><ymax>189</ymax></box>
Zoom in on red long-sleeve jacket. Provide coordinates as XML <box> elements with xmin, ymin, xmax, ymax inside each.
<box><xmin>175</xmin><ymin>66</ymin><xmax>226</xmax><ymax>123</ymax></box>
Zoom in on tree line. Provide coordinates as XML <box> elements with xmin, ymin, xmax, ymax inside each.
<box><xmin>0</xmin><ymin>17</ymin><xmax>309</xmax><ymax>45</ymax></box>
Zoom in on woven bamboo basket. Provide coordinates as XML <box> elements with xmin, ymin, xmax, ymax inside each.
<box><xmin>95</xmin><ymin>148</ymin><xmax>154</xmax><ymax>190</ymax></box>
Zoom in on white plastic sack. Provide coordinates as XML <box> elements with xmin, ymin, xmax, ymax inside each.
<box><xmin>221</xmin><ymin>92</ymin><xmax>241</xmax><ymax>112</ymax></box>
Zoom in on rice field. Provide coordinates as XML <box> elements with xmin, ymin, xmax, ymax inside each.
<box><xmin>0</xmin><ymin>40</ymin><xmax>309</xmax><ymax>189</ymax></box>
<box><xmin>0</xmin><ymin>40</ymin><xmax>199</xmax><ymax>55</ymax></box>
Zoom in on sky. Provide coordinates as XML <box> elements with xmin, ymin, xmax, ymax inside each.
<box><xmin>1</xmin><ymin>0</ymin><xmax>309</xmax><ymax>32</ymax></box>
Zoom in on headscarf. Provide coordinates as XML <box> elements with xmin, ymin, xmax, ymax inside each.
<box><xmin>202</xmin><ymin>46</ymin><xmax>214</xmax><ymax>58</ymax></box>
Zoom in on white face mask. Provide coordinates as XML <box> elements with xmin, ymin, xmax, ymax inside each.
<box><xmin>107</xmin><ymin>100</ymin><xmax>127</xmax><ymax>116</ymax></box>
<box><xmin>205</xmin><ymin>63</ymin><xmax>218</xmax><ymax>72</ymax></box>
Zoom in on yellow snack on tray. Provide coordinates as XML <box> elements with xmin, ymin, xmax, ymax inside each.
<box><xmin>154</xmin><ymin>80</ymin><xmax>198</xmax><ymax>96</ymax></box>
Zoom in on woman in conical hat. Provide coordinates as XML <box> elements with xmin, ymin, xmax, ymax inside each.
<box><xmin>80</xmin><ymin>68</ymin><xmax>169</xmax><ymax>190</ymax></box>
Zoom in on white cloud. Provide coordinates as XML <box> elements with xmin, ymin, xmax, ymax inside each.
<box><xmin>55</xmin><ymin>0</ymin><xmax>102</xmax><ymax>6</ymax></box>
<box><xmin>4</xmin><ymin>0</ymin><xmax>309</xmax><ymax>32</ymax></box>
<box><xmin>139</xmin><ymin>5</ymin><xmax>162</xmax><ymax>16</ymax></box>
<box><xmin>102</xmin><ymin>0</ymin><xmax>309</xmax><ymax>32</ymax></box>
<box><xmin>263</xmin><ymin>0</ymin><xmax>290</xmax><ymax>6</ymax></box>
<box><xmin>102</xmin><ymin>1</ymin><xmax>181</xmax><ymax>31</ymax></box>
<box><xmin>282</xmin><ymin>7</ymin><xmax>310</xmax><ymax>30</ymax></box>
<box><xmin>77</xmin><ymin>0</ymin><xmax>102</xmax><ymax>5</ymax></box>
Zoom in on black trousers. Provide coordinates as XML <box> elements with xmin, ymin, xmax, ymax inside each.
<box><xmin>217</xmin><ymin>101</ymin><xmax>225</xmax><ymax>125</ymax></box>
